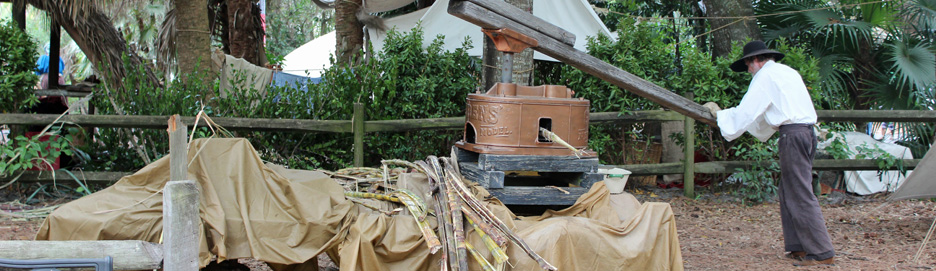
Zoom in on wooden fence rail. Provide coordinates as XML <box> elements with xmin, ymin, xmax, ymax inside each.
<box><xmin>2</xmin><ymin>109</ymin><xmax>931</xmax><ymax>197</ymax></box>
<box><xmin>4</xmin><ymin>110</ymin><xmax>934</xmax><ymax>131</ymax></box>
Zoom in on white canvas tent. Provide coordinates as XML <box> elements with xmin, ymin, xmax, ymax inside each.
<box><xmin>281</xmin><ymin>0</ymin><xmax>613</xmax><ymax>76</ymax></box>
<box><xmin>889</xmin><ymin>143</ymin><xmax>934</xmax><ymax>201</ymax></box>
<box><xmin>817</xmin><ymin>132</ymin><xmax>915</xmax><ymax>195</ymax></box>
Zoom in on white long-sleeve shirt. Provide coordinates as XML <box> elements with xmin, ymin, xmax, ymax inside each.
<box><xmin>716</xmin><ymin>60</ymin><xmax>817</xmax><ymax>142</ymax></box>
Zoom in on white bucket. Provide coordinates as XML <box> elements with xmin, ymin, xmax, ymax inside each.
<box><xmin>598</xmin><ymin>167</ymin><xmax>631</xmax><ymax>194</ymax></box>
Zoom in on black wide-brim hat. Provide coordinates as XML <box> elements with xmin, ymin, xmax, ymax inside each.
<box><xmin>730</xmin><ymin>40</ymin><xmax>785</xmax><ymax>72</ymax></box>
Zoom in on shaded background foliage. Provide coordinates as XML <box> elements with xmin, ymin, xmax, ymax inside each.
<box><xmin>87</xmin><ymin>26</ymin><xmax>477</xmax><ymax>171</ymax></box>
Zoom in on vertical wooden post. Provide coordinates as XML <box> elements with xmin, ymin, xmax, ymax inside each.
<box><xmin>49</xmin><ymin>21</ymin><xmax>61</xmax><ymax>88</ymax></box>
<box><xmin>683</xmin><ymin>93</ymin><xmax>696</xmax><ymax>198</ymax></box>
<box><xmin>353</xmin><ymin>103</ymin><xmax>365</xmax><ymax>167</ymax></box>
<box><xmin>164</xmin><ymin>115</ymin><xmax>199</xmax><ymax>271</ymax></box>
<box><xmin>12</xmin><ymin>0</ymin><xmax>26</xmax><ymax>30</ymax></box>
<box><xmin>168</xmin><ymin>115</ymin><xmax>188</xmax><ymax>182</ymax></box>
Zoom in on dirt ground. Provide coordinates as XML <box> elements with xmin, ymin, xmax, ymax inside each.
<box><xmin>3</xmin><ymin>187</ymin><xmax>936</xmax><ymax>270</ymax></box>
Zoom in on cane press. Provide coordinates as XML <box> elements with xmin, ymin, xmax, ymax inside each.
<box><xmin>453</xmin><ymin>28</ymin><xmax>602</xmax><ymax>204</ymax></box>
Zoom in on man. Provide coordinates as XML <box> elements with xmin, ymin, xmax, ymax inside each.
<box><xmin>702</xmin><ymin>41</ymin><xmax>835</xmax><ymax>266</ymax></box>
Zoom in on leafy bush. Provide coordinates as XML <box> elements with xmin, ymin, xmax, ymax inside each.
<box><xmin>0</xmin><ymin>20</ymin><xmax>39</xmax><ymax>113</ymax></box>
<box><xmin>89</xmin><ymin>25</ymin><xmax>478</xmax><ymax>171</ymax></box>
<box><xmin>728</xmin><ymin>138</ymin><xmax>780</xmax><ymax>205</ymax></box>
<box><xmin>0</xmin><ymin>21</ymin><xmax>76</xmax><ymax>181</ymax></box>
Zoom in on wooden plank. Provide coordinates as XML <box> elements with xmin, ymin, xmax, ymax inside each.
<box><xmin>7</xmin><ymin>110</ymin><xmax>933</xmax><ymax>135</ymax></box>
<box><xmin>0</xmin><ymin>114</ymin><xmax>352</xmax><ymax>133</ymax></box>
<box><xmin>168</xmin><ymin>115</ymin><xmax>188</xmax><ymax>182</ymax></box>
<box><xmin>590</xmin><ymin>111</ymin><xmax>685</xmax><ymax>123</ymax></box>
<box><xmin>459</xmin><ymin>162</ymin><xmax>505</xmax><ymax>188</ymax></box>
<box><xmin>693</xmin><ymin>159</ymin><xmax>920</xmax><ymax>174</ymax></box>
<box><xmin>683</xmin><ymin>112</ymin><xmax>695</xmax><ymax>198</ymax></box>
<box><xmin>610</xmin><ymin>163</ymin><xmax>684</xmax><ymax>176</ymax></box>
<box><xmin>448</xmin><ymin>1</ymin><xmax>717</xmax><ymax>126</ymax></box>
<box><xmin>0</xmin><ymin>240</ymin><xmax>163</xmax><ymax>270</ymax></box>
<box><xmin>477</xmin><ymin>154</ymin><xmax>599</xmax><ymax>172</ymax></box>
<box><xmin>365</xmin><ymin>117</ymin><xmax>465</xmax><ymax>132</ymax></box>
<box><xmin>162</xmin><ymin>181</ymin><xmax>199</xmax><ymax>271</ymax></box>
<box><xmin>353</xmin><ymin>103</ymin><xmax>365</xmax><ymax>167</ymax></box>
<box><xmin>0</xmin><ymin>170</ymin><xmax>132</xmax><ymax>183</ymax></box>
<box><xmin>817</xmin><ymin>110</ymin><xmax>936</xmax><ymax>122</ymax></box>
<box><xmin>461</xmin><ymin>0</ymin><xmax>575</xmax><ymax>45</ymax></box>
<box><xmin>682</xmin><ymin>93</ymin><xmax>696</xmax><ymax>198</ymax></box>
<box><xmin>488</xmin><ymin>186</ymin><xmax>587</xmax><ymax>205</ymax></box>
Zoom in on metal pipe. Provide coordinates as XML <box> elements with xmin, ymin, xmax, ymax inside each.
<box><xmin>501</xmin><ymin>53</ymin><xmax>513</xmax><ymax>83</ymax></box>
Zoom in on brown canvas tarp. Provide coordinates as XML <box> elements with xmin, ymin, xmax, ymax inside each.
<box><xmin>36</xmin><ymin>138</ymin><xmax>682</xmax><ymax>270</ymax></box>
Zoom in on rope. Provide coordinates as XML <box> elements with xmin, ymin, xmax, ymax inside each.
<box><xmin>481</xmin><ymin>64</ymin><xmax>535</xmax><ymax>74</ymax></box>
<box><xmin>176</xmin><ymin>29</ymin><xmax>213</xmax><ymax>34</ymax></box>
<box><xmin>602</xmin><ymin>0</ymin><xmax>890</xmax><ymax>45</ymax></box>
<box><xmin>913</xmin><ymin>205</ymin><xmax>936</xmax><ymax>263</ymax></box>
<box><xmin>604</xmin><ymin>0</ymin><xmax>890</xmax><ymax>20</ymax></box>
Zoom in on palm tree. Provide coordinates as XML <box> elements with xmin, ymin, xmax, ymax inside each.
<box><xmin>335</xmin><ymin>0</ymin><xmax>364</xmax><ymax>64</ymax></box>
<box><xmin>756</xmin><ymin>0</ymin><xmax>936</xmax><ymax>110</ymax></box>
<box><xmin>705</xmin><ymin>0</ymin><xmax>762</xmax><ymax>58</ymax></box>
<box><xmin>756</xmin><ymin>0</ymin><xmax>936</xmax><ymax>153</ymax></box>
<box><xmin>174</xmin><ymin>0</ymin><xmax>211</xmax><ymax>76</ymax></box>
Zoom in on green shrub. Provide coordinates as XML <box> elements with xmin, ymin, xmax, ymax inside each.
<box><xmin>0</xmin><ymin>21</ymin><xmax>76</xmax><ymax>180</ymax></box>
<box><xmin>0</xmin><ymin>20</ymin><xmax>39</xmax><ymax>113</ymax></box>
<box><xmin>89</xmin><ymin>25</ymin><xmax>478</xmax><ymax>171</ymax></box>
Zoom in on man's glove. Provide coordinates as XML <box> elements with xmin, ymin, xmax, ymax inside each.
<box><xmin>702</xmin><ymin>102</ymin><xmax>721</xmax><ymax>118</ymax></box>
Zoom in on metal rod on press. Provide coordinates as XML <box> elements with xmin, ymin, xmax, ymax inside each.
<box><xmin>501</xmin><ymin>53</ymin><xmax>513</xmax><ymax>83</ymax></box>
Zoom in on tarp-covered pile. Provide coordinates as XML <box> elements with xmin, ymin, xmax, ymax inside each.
<box><xmin>36</xmin><ymin>138</ymin><xmax>683</xmax><ymax>270</ymax></box>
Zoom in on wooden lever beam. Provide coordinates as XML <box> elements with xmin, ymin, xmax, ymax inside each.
<box><xmin>449</xmin><ymin>0</ymin><xmax>717</xmax><ymax>126</ymax></box>
<box><xmin>464</xmin><ymin>0</ymin><xmax>575</xmax><ymax>45</ymax></box>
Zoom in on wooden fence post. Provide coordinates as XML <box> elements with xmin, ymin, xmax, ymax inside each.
<box><xmin>164</xmin><ymin>115</ymin><xmax>199</xmax><ymax>271</ymax></box>
<box><xmin>353</xmin><ymin>103</ymin><xmax>365</xmax><ymax>167</ymax></box>
<box><xmin>683</xmin><ymin>93</ymin><xmax>695</xmax><ymax>198</ymax></box>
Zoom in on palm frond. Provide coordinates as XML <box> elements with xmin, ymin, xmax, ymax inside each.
<box><xmin>816</xmin><ymin>53</ymin><xmax>855</xmax><ymax>109</ymax></box>
<box><xmin>886</xmin><ymin>41</ymin><xmax>936</xmax><ymax>91</ymax></box>
<box><xmin>156</xmin><ymin>8</ymin><xmax>176</xmax><ymax>77</ymax></box>
<box><xmin>903</xmin><ymin>0</ymin><xmax>936</xmax><ymax>39</ymax></box>
<box><xmin>862</xmin><ymin>72</ymin><xmax>915</xmax><ymax>109</ymax></box>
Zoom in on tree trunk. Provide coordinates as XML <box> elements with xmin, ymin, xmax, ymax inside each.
<box><xmin>482</xmin><ymin>0</ymin><xmax>533</xmax><ymax>90</ymax></box>
<box><xmin>176</xmin><ymin>0</ymin><xmax>211</xmax><ymax>75</ymax></box>
<box><xmin>335</xmin><ymin>0</ymin><xmax>364</xmax><ymax>65</ymax></box>
<box><xmin>704</xmin><ymin>0</ymin><xmax>761</xmax><ymax>58</ymax></box>
<box><xmin>26</xmin><ymin>0</ymin><xmax>160</xmax><ymax>88</ymax></box>
<box><xmin>228</xmin><ymin>0</ymin><xmax>262</xmax><ymax>65</ymax></box>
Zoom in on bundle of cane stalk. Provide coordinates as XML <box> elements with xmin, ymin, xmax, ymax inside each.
<box><xmin>341</xmin><ymin>157</ymin><xmax>556</xmax><ymax>271</ymax></box>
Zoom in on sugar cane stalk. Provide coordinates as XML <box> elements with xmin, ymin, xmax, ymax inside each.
<box><xmin>393</xmin><ymin>190</ymin><xmax>442</xmax><ymax>254</ymax></box>
<box><xmin>465</xmin><ymin>240</ymin><xmax>496</xmax><ymax>271</ymax></box>
<box><xmin>464</xmin><ymin>213</ymin><xmax>509</xmax><ymax>265</ymax></box>
<box><xmin>442</xmin><ymin>158</ymin><xmax>557</xmax><ymax>271</ymax></box>
<box><xmin>539</xmin><ymin>127</ymin><xmax>585</xmax><ymax>158</ymax></box>
<box><xmin>447</xmin><ymin>184</ymin><xmax>469</xmax><ymax>271</ymax></box>
<box><xmin>432</xmin><ymin>157</ymin><xmax>469</xmax><ymax>271</ymax></box>
<box><xmin>419</xmin><ymin>159</ymin><xmax>456</xmax><ymax>271</ymax></box>
<box><xmin>344</xmin><ymin>191</ymin><xmax>401</xmax><ymax>203</ymax></box>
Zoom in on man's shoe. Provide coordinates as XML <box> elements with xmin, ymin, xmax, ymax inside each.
<box><xmin>793</xmin><ymin>257</ymin><xmax>834</xmax><ymax>266</ymax></box>
<box><xmin>784</xmin><ymin>251</ymin><xmax>806</xmax><ymax>260</ymax></box>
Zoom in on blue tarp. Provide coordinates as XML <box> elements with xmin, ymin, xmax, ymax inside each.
<box><xmin>270</xmin><ymin>71</ymin><xmax>321</xmax><ymax>104</ymax></box>
<box><xmin>270</xmin><ymin>71</ymin><xmax>321</xmax><ymax>91</ymax></box>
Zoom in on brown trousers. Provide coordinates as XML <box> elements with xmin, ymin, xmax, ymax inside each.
<box><xmin>778</xmin><ymin>124</ymin><xmax>835</xmax><ymax>260</ymax></box>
